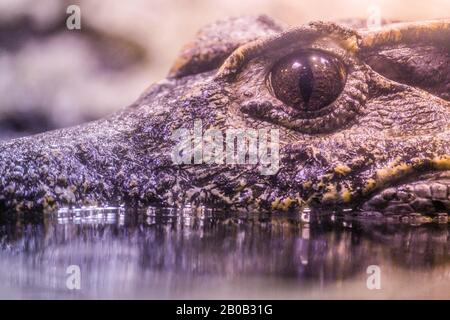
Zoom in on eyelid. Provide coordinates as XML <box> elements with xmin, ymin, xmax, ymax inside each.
<box><xmin>262</xmin><ymin>44</ymin><xmax>351</xmax><ymax>77</ymax></box>
<box><xmin>215</xmin><ymin>22</ymin><xmax>360</xmax><ymax>81</ymax></box>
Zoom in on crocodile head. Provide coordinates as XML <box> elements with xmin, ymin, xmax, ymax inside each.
<box><xmin>0</xmin><ymin>16</ymin><xmax>449</xmax><ymax>216</ymax></box>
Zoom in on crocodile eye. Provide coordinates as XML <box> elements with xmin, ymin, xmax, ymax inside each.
<box><xmin>268</xmin><ymin>51</ymin><xmax>346</xmax><ymax>110</ymax></box>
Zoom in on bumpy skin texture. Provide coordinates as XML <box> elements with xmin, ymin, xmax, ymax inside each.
<box><xmin>0</xmin><ymin>16</ymin><xmax>450</xmax><ymax>215</ymax></box>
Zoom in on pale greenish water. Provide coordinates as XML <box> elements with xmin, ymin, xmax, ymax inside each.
<box><xmin>0</xmin><ymin>207</ymin><xmax>449</xmax><ymax>299</ymax></box>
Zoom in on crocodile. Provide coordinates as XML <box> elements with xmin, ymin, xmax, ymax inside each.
<box><xmin>0</xmin><ymin>16</ymin><xmax>449</xmax><ymax>216</ymax></box>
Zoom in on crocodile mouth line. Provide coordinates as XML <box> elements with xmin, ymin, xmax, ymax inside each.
<box><xmin>361</xmin><ymin>170</ymin><xmax>450</xmax><ymax>216</ymax></box>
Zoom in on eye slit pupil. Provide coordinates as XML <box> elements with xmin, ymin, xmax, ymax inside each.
<box><xmin>297</xmin><ymin>64</ymin><xmax>313</xmax><ymax>105</ymax></box>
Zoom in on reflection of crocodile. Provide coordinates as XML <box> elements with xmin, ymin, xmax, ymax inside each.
<box><xmin>0</xmin><ymin>16</ymin><xmax>449</xmax><ymax>215</ymax></box>
<box><xmin>0</xmin><ymin>214</ymin><xmax>449</xmax><ymax>292</ymax></box>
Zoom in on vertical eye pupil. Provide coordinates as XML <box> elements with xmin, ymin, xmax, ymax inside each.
<box><xmin>297</xmin><ymin>64</ymin><xmax>313</xmax><ymax>105</ymax></box>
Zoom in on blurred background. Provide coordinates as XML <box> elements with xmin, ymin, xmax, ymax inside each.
<box><xmin>0</xmin><ymin>0</ymin><xmax>449</xmax><ymax>139</ymax></box>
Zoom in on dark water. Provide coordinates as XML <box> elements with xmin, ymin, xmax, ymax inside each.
<box><xmin>0</xmin><ymin>207</ymin><xmax>449</xmax><ymax>299</ymax></box>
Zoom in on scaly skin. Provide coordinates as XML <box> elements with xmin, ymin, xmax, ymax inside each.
<box><xmin>0</xmin><ymin>16</ymin><xmax>449</xmax><ymax>215</ymax></box>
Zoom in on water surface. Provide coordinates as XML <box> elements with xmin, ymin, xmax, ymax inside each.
<box><xmin>0</xmin><ymin>207</ymin><xmax>449</xmax><ymax>299</ymax></box>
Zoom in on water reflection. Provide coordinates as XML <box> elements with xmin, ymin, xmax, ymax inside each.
<box><xmin>0</xmin><ymin>208</ymin><xmax>449</xmax><ymax>299</ymax></box>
